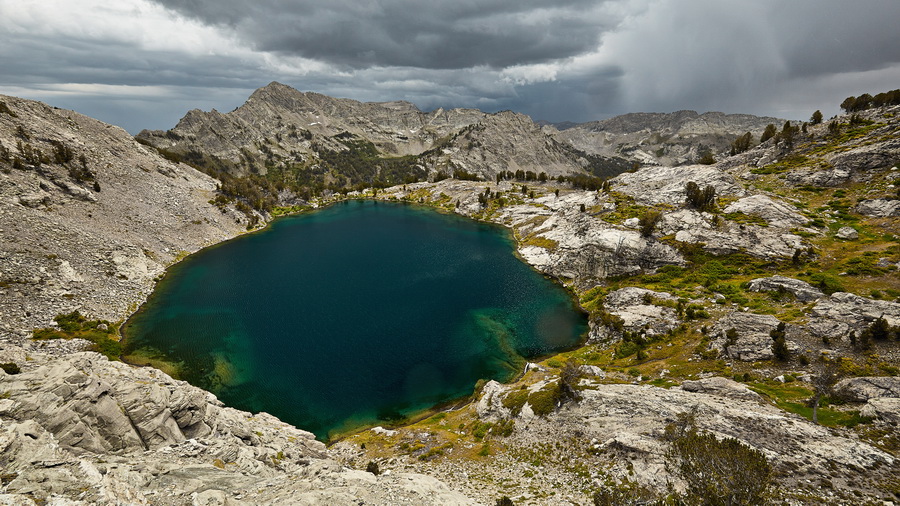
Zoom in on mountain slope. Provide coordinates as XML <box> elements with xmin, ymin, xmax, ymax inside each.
<box><xmin>0</xmin><ymin>94</ymin><xmax>247</xmax><ymax>335</ymax></box>
<box><xmin>553</xmin><ymin>110</ymin><xmax>784</xmax><ymax>166</ymax></box>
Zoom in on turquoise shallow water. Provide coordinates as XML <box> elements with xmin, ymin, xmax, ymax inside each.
<box><xmin>124</xmin><ymin>200</ymin><xmax>587</xmax><ymax>439</ymax></box>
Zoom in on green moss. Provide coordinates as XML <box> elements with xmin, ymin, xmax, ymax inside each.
<box><xmin>522</xmin><ymin>235</ymin><xmax>559</xmax><ymax>250</ymax></box>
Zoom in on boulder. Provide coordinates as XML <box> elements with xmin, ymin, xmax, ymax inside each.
<box><xmin>681</xmin><ymin>376</ymin><xmax>761</xmax><ymax>401</ymax></box>
<box><xmin>723</xmin><ymin>194</ymin><xmax>809</xmax><ymax>228</ymax></box>
<box><xmin>17</xmin><ymin>192</ymin><xmax>51</xmax><ymax>208</ymax></box>
<box><xmin>860</xmin><ymin>398</ymin><xmax>900</xmax><ymax>424</ymax></box>
<box><xmin>710</xmin><ymin>312</ymin><xmax>788</xmax><ymax>361</ymax></box>
<box><xmin>855</xmin><ymin>199</ymin><xmax>900</xmax><ymax>217</ymax></box>
<box><xmin>836</xmin><ymin>226</ymin><xmax>859</xmax><ymax>240</ymax></box>
<box><xmin>747</xmin><ymin>275</ymin><xmax>824</xmax><ymax>302</ymax></box>
<box><xmin>475</xmin><ymin>380</ymin><xmax>511</xmax><ymax>421</ymax></box>
<box><xmin>579</xmin><ymin>365</ymin><xmax>606</xmax><ymax>378</ymax></box>
<box><xmin>784</xmin><ymin>167</ymin><xmax>852</xmax><ymax>187</ymax></box>
<box><xmin>835</xmin><ymin>377</ymin><xmax>900</xmax><ymax>402</ymax></box>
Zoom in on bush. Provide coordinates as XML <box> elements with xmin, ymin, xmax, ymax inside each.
<box><xmin>730</xmin><ymin>132</ymin><xmax>753</xmax><ymax>155</ymax></box>
<box><xmin>698</xmin><ymin>151</ymin><xmax>716</xmax><ymax>165</ymax></box>
<box><xmin>771</xmin><ymin>322</ymin><xmax>790</xmax><ymax>362</ymax></box>
<box><xmin>810</xmin><ymin>110</ymin><xmax>823</xmax><ymax>125</ymax></box>
<box><xmin>528</xmin><ymin>383</ymin><xmax>562</xmax><ymax>416</ymax></box>
<box><xmin>638</xmin><ymin>209</ymin><xmax>663</xmax><ymax>237</ymax></box>
<box><xmin>667</xmin><ymin>409</ymin><xmax>773</xmax><ymax>504</ymax></box>
<box><xmin>559</xmin><ymin>360</ymin><xmax>583</xmax><ymax>403</ymax></box>
<box><xmin>685</xmin><ymin>181</ymin><xmax>716</xmax><ymax>212</ymax></box>
<box><xmin>807</xmin><ymin>273</ymin><xmax>844</xmax><ymax>295</ymax></box>
<box><xmin>760</xmin><ymin>124</ymin><xmax>777</xmax><ymax>143</ymax></box>
<box><xmin>32</xmin><ymin>311</ymin><xmax>122</xmax><ymax>360</ymax></box>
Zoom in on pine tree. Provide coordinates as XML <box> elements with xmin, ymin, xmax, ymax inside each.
<box><xmin>771</xmin><ymin>322</ymin><xmax>790</xmax><ymax>362</ymax></box>
<box><xmin>810</xmin><ymin>110</ymin><xmax>823</xmax><ymax>125</ymax></box>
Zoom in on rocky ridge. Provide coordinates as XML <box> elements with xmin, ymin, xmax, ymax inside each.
<box><xmin>136</xmin><ymin>82</ymin><xmax>607</xmax><ymax>182</ymax></box>
<box><xmin>552</xmin><ymin>110</ymin><xmax>784</xmax><ymax>166</ymax></box>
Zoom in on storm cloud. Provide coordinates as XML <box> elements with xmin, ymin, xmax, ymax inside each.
<box><xmin>2</xmin><ymin>0</ymin><xmax>899</xmax><ymax>133</ymax></box>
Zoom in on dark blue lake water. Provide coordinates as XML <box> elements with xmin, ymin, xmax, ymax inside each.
<box><xmin>123</xmin><ymin>200</ymin><xmax>587</xmax><ymax>440</ymax></box>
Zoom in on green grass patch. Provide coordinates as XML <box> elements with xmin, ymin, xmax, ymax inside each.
<box><xmin>521</xmin><ymin>235</ymin><xmax>559</xmax><ymax>250</ymax></box>
<box><xmin>32</xmin><ymin>311</ymin><xmax>122</xmax><ymax>360</ymax></box>
<box><xmin>724</xmin><ymin>212</ymin><xmax>768</xmax><ymax>227</ymax></box>
<box><xmin>270</xmin><ymin>204</ymin><xmax>310</xmax><ymax>216</ymax></box>
<box><xmin>751</xmin><ymin>154</ymin><xmax>813</xmax><ymax>175</ymax></box>
<box><xmin>748</xmin><ymin>381</ymin><xmax>874</xmax><ymax>428</ymax></box>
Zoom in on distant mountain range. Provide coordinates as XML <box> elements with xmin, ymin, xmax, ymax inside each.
<box><xmin>136</xmin><ymin>82</ymin><xmax>783</xmax><ymax>191</ymax></box>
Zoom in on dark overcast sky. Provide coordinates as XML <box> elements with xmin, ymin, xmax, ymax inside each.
<box><xmin>2</xmin><ymin>0</ymin><xmax>900</xmax><ymax>133</ymax></box>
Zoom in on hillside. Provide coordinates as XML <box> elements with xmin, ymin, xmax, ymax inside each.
<box><xmin>0</xmin><ymin>95</ymin><xmax>249</xmax><ymax>335</ymax></box>
<box><xmin>553</xmin><ymin>110</ymin><xmax>785</xmax><ymax>166</ymax></box>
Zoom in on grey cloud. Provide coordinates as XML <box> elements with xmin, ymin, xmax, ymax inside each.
<box><xmin>770</xmin><ymin>1</ymin><xmax>900</xmax><ymax>78</ymax></box>
<box><xmin>150</xmin><ymin>0</ymin><xmax>615</xmax><ymax>69</ymax></box>
<box><xmin>602</xmin><ymin>0</ymin><xmax>900</xmax><ymax>119</ymax></box>
<box><xmin>5</xmin><ymin>0</ymin><xmax>900</xmax><ymax>134</ymax></box>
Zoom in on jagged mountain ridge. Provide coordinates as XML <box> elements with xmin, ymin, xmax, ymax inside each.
<box><xmin>137</xmin><ymin>82</ymin><xmax>632</xmax><ymax>186</ymax></box>
<box><xmin>137</xmin><ymin>82</ymin><xmax>614</xmax><ymax>184</ymax></box>
<box><xmin>551</xmin><ymin>109</ymin><xmax>785</xmax><ymax>166</ymax></box>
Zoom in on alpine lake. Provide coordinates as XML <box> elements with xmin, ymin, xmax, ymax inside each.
<box><xmin>123</xmin><ymin>200</ymin><xmax>588</xmax><ymax>441</ymax></box>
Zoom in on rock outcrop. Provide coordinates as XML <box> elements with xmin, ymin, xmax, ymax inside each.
<box><xmin>722</xmin><ymin>194</ymin><xmax>810</xmax><ymax>228</ymax></box>
<box><xmin>834</xmin><ymin>376</ymin><xmax>900</xmax><ymax>402</ymax></box>
<box><xmin>747</xmin><ymin>275</ymin><xmax>825</xmax><ymax>302</ymax></box>
<box><xmin>680</xmin><ymin>376</ymin><xmax>762</xmax><ymax>401</ymax></box>
<box><xmin>811</xmin><ymin>292</ymin><xmax>900</xmax><ymax>330</ymax></box>
<box><xmin>856</xmin><ymin>198</ymin><xmax>900</xmax><ymax>217</ymax></box>
<box><xmin>612</xmin><ymin>164</ymin><xmax>747</xmax><ymax>206</ymax></box>
<box><xmin>0</xmin><ymin>345</ymin><xmax>477</xmax><ymax>505</ymax></box>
